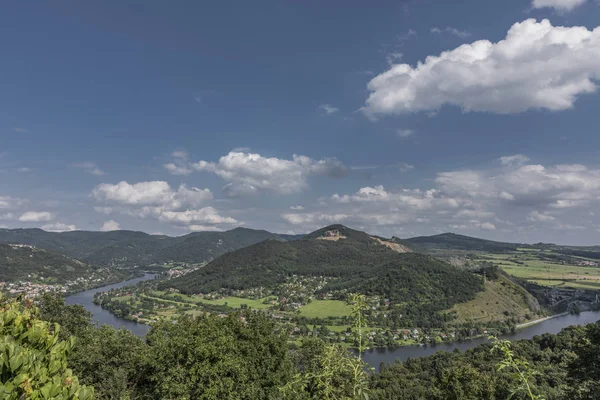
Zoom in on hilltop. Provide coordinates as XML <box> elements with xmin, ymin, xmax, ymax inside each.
<box><xmin>404</xmin><ymin>232</ymin><xmax>519</xmax><ymax>253</ymax></box>
<box><xmin>163</xmin><ymin>225</ymin><xmax>483</xmax><ymax>326</ymax></box>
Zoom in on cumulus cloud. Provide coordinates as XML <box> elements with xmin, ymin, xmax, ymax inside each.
<box><xmin>532</xmin><ymin>0</ymin><xmax>587</xmax><ymax>11</ymax></box>
<box><xmin>318</xmin><ymin>104</ymin><xmax>339</xmax><ymax>114</ymax></box>
<box><xmin>72</xmin><ymin>162</ymin><xmax>105</xmax><ymax>176</ymax></box>
<box><xmin>19</xmin><ymin>211</ymin><xmax>54</xmax><ymax>222</ymax></box>
<box><xmin>41</xmin><ymin>222</ymin><xmax>77</xmax><ymax>232</ymax></box>
<box><xmin>279</xmin><ymin>155</ymin><xmax>600</xmax><ymax>239</ymax></box>
<box><xmin>527</xmin><ymin>210</ymin><xmax>556</xmax><ymax>221</ymax></box>
<box><xmin>92</xmin><ymin>181</ymin><xmax>212</xmax><ymax>209</ymax></box>
<box><xmin>364</xmin><ymin>19</ymin><xmax>600</xmax><ymax>116</ymax></box>
<box><xmin>100</xmin><ymin>220</ymin><xmax>121</xmax><ymax>231</ymax></box>
<box><xmin>92</xmin><ymin>181</ymin><xmax>236</xmax><ymax>230</ymax></box>
<box><xmin>192</xmin><ymin>151</ymin><xmax>349</xmax><ymax>196</ymax></box>
<box><xmin>164</xmin><ymin>151</ymin><xmax>193</xmax><ymax>176</ymax></box>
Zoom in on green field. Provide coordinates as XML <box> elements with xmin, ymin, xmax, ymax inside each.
<box><xmin>195</xmin><ymin>296</ymin><xmax>273</xmax><ymax>310</ymax></box>
<box><xmin>475</xmin><ymin>249</ymin><xmax>600</xmax><ymax>290</ymax></box>
<box><xmin>299</xmin><ymin>300</ymin><xmax>352</xmax><ymax>318</ymax></box>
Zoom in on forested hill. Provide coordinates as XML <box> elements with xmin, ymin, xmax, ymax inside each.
<box><xmin>0</xmin><ymin>244</ymin><xmax>97</xmax><ymax>283</ymax></box>
<box><xmin>404</xmin><ymin>232</ymin><xmax>519</xmax><ymax>252</ymax></box>
<box><xmin>0</xmin><ymin>227</ymin><xmax>282</xmax><ymax>267</ymax></box>
<box><xmin>164</xmin><ymin>225</ymin><xmax>483</xmax><ymax>325</ymax></box>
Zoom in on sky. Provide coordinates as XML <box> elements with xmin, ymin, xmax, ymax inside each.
<box><xmin>1</xmin><ymin>0</ymin><xmax>600</xmax><ymax>244</ymax></box>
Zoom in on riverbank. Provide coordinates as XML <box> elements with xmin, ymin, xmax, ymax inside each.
<box><xmin>516</xmin><ymin>312</ymin><xmax>569</xmax><ymax>329</ymax></box>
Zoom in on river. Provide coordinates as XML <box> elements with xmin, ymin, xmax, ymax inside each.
<box><xmin>66</xmin><ymin>276</ymin><xmax>600</xmax><ymax>370</ymax></box>
<box><xmin>65</xmin><ymin>273</ymin><xmax>157</xmax><ymax>337</ymax></box>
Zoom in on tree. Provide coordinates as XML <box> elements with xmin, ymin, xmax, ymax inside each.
<box><xmin>143</xmin><ymin>311</ymin><xmax>291</xmax><ymax>399</ymax></box>
<box><xmin>0</xmin><ymin>295</ymin><xmax>94</xmax><ymax>400</ymax></box>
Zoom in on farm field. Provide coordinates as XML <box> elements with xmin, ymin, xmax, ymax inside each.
<box><xmin>474</xmin><ymin>249</ymin><xmax>600</xmax><ymax>290</ymax></box>
<box><xmin>299</xmin><ymin>300</ymin><xmax>352</xmax><ymax>318</ymax></box>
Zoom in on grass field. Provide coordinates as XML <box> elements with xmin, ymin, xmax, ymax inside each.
<box><xmin>474</xmin><ymin>249</ymin><xmax>600</xmax><ymax>290</ymax></box>
<box><xmin>299</xmin><ymin>300</ymin><xmax>352</xmax><ymax>318</ymax></box>
<box><xmin>449</xmin><ymin>276</ymin><xmax>539</xmax><ymax>324</ymax></box>
<box><xmin>194</xmin><ymin>296</ymin><xmax>272</xmax><ymax>310</ymax></box>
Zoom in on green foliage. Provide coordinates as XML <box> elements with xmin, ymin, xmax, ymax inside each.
<box><xmin>281</xmin><ymin>293</ymin><xmax>372</xmax><ymax>400</ymax></box>
<box><xmin>37</xmin><ymin>294</ymin><xmax>148</xmax><ymax>399</ymax></box>
<box><xmin>0</xmin><ymin>244</ymin><xmax>101</xmax><ymax>284</ymax></box>
<box><xmin>0</xmin><ymin>295</ymin><xmax>94</xmax><ymax>400</ymax></box>
<box><xmin>144</xmin><ymin>311</ymin><xmax>291</xmax><ymax>399</ymax></box>
<box><xmin>490</xmin><ymin>337</ymin><xmax>544</xmax><ymax>400</ymax></box>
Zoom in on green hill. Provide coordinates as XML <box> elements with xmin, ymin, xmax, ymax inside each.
<box><xmin>163</xmin><ymin>225</ymin><xmax>483</xmax><ymax>326</ymax></box>
<box><xmin>0</xmin><ymin>227</ymin><xmax>284</xmax><ymax>267</ymax></box>
<box><xmin>0</xmin><ymin>244</ymin><xmax>98</xmax><ymax>284</ymax></box>
<box><xmin>404</xmin><ymin>232</ymin><xmax>519</xmax><ymax>252</ymax></box>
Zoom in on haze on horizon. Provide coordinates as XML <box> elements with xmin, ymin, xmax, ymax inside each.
<box><xmin>2</xmin><ymin>0</ymin><xmax>600</xmax><ymax>245</ymax></box>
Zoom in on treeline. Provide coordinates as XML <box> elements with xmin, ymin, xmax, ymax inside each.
<box><xmin>3</xmin><ymin>293</ymin><xmax>600</xmax><ymax>399</ymax></box>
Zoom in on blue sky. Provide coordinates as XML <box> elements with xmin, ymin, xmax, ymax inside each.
<box><xmin>2</xmin><ymin>0</ymin><xmax>600</xmax><ymax>244</ymax></box>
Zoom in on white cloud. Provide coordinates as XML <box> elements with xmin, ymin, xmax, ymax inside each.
<box><xmin>13</xmin><ymin>128</ymin><xmax>30</xmax><ymax>133</ymax></box>
<box><xmin>527</xmin><ymin>210</ymin><xmax>556</xmax><ymax>221</ymax></box>
<box><xmin>130</xmin><ymin>206</ymin><xmax>238</xmax><ymax>226</ymax></box>
<box><xmin>0</xmin><ymin>213</ymin><xmax>15</xmax><ymax>220</ymax></box>
<box><xmin>397</xmin><ymin>129</ymin><xmax>415</xmax><ymax>138</ymax></box>
<box><xmin>72</xmin><ymin>162</ymin><xmax>105</xmax><ymax>176</ymax></box>
<box><xmin>430</xmin><ymin>26</ymin><xmax>471</xmax><ymax>39</ymax></box>
<box><xmin>164</xmin><ymin>151</ymin><xmax>193</xmax><ymax>175</ymax></box>
<box><xmin>318</xmin><ymin>104</ymin><xmax>340</xmax><ymax>114</ymax></box>
<box><xmin>499</xmin><ymin>154</ymin><xmax>531</xmax><ymax>167</ymax></box>
<box><xmin>92</xmin><ymin>181</ymin><xmax>212</xmax><ymax>209</ymax></box>
<box><xmin>398</xmin><ymin>162</ymin><xmax>415</xmax><ymax>172</ymax></box>
<box><xmin>41</xmin><ymin>222</ymin><xmax>77</xmax><ymax>232</ymax></box>
<box><xmin>192</xmin><ymin>151</ymin><xmax>348</xmax><ymax>196</ymax></box>
<box><xmin>290</xmin><ymin>205</ymin><xmax>305</xmax><ymax>210</ymax></box>
<box><xmin>364</xmin><ymin>19</ymin><xmax>600</xmax><ymax>116</ymax></box>
<box><xmin>17</xmin><ymin>167</ymin><xmax>31</xmax><ymax>173</ymax></box>
<box><xmin>0</xmin><ymin>196</ymin><xmax>26</xmax><ymax>209</ymax></box>
<box><xmin>386</xmin><ymin>52</ymin><xmax>404</xmax><ymax>65</ymax></box>
<box><xmin>19</xmin><ymin>211</ymin><xmax>54</xmax><ymax>222</ymax></box>
<box><xmin>281</xmin><ymin>212</ymin><xmax>349</xmax><ymax>226</ymax></box>
<box><xmin>164</xmin><ymin>163</ymin><xmax>193</xmax><ymax>176</ymax></box>
<box><xmin>91</xmin><ymin>181</ymin><xmax>236</xmax><ymax>231</ymax></box>
<box><xmin>532</xmin><ymin>0</ymin><xmax>587</xmax><ymax>11</ymax></box>
<box><xmin>100</xmin><ymin>220</ymin><xmax>121</xmax><ymax>231</ymax></box>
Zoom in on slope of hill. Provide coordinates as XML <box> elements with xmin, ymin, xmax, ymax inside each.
<box><xmin>0</xmin><ymin>244</ymin><xmax>99</xmax><ymax>284</ymax></box>
<box><xmin>447</xmin><ymin>273</ymin><xmax>541</xmax><ymax>325</ymax></box>
<box><xmin>404</xmin><ymin>232</ymin><xmax>519</xmax><ymax>252</ymax></box>
<box><xmin>0</xmin><ymin>227</ymin><xmax>285</xmax><ymax>267</ymax></box>
<box><xmin>163</xmin><ymin>225</ymin><xmax>483</xmax><ymax>326</ymax></box>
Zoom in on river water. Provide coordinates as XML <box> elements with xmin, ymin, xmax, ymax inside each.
<box><xmin>65</xmin><ymin>273</ymin><xmax>157</xmax><ymax>337</ymax></box>
<box><xmin>66</xmin><ymin>276</ymin><xmax>600</xmax><ymax>370</ymax></box>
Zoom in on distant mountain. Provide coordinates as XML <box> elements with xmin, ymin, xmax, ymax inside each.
<box><xmin>163</xmin><ymin>225</ymin><xmax>483</xmax><ymax>326</ymax></box>
<box><xmin>0</xmin><ymin>227</ymin><xmax>287</xmax><ymax>267</ymax></box>
<box><xmin>0</xmin><ymin>243</ymin><xmax>97</xmax><ymax>284</ymax></box>
<box><xmin>404</xmin><ymin>232</ymin><xmax>519</xmax><ymax>252</ymax></box>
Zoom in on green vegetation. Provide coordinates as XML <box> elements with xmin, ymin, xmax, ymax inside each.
<box><xmin>449</xmin><ymin>274</ymin><xmax>541</xmax><ymax>325</ymax></box>
<box><xmin>5</xmin><ymin>291</ymin><xmax>597</xmax><ymax>399</ymax></box>
<box><xmin>163</xmin><ymin>225</ymin><xmax>484</xmax><ymax>327</ymax></box>
<box><xmin>0</xmin><ymin>295</ymin><xmax>93</xmax><ymax>399</ymax></box>
<box><xmin>405</xmin><ymin>232</ymin><xmax>518</xmax><ymax>252</ymax></box>
<box><xmin>0</xmin><ymin>244</ymin><xmax>127</xmax><ymax>288</ymax></box>
<box><xmin>299</xmin><ymin>300</ymin><xmax>352</xmax><ymax>318</ymax></box>
<box><xmin>0</xmin><ymin>227</ymin><xmax>285</xmax><ymax>268</ymax></box>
